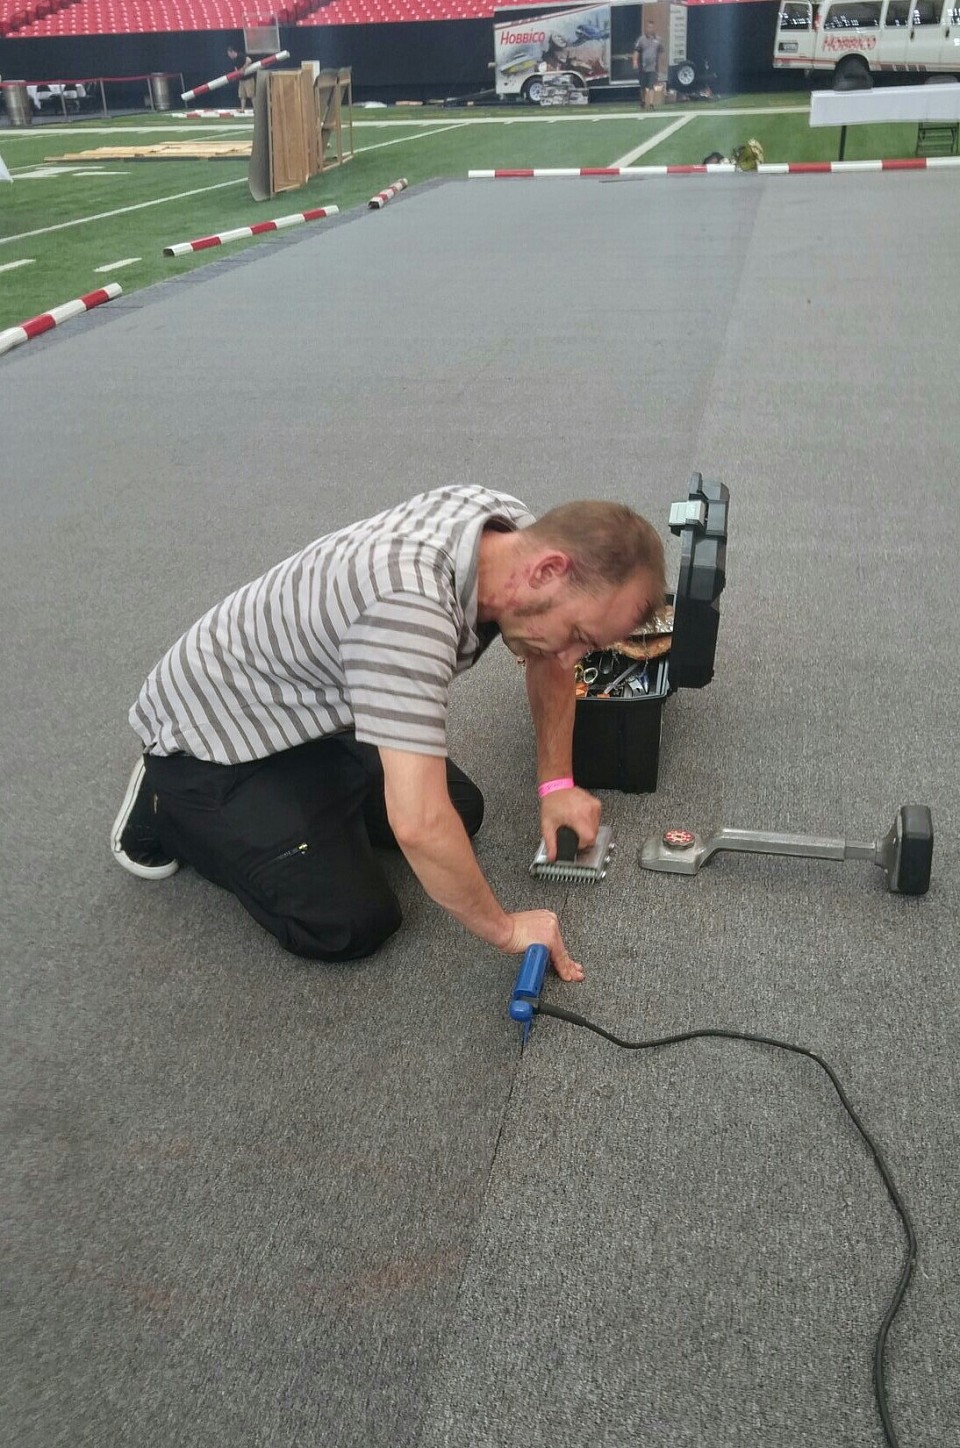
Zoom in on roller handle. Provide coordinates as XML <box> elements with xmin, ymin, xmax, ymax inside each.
<box><xmin>508</xmin><ymin>943</ymin><xmax>550</xmax><ymax>1024</ymax></box>
<box><xmin>556</xmin><ymin>826</ymin><xmax>580</xmax><ymax>863</ymax></box>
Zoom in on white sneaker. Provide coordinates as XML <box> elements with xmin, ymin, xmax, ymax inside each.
<box><xmin>110</xmin><ymin>758</ymin><xmax>179</xmax><ymax>880</ymax></box>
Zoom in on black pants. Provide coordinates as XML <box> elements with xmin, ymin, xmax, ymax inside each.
<box><xmin>143</xmin><ymin>736</ymin><xmax>483</xmax><ymax>962</ymax></box>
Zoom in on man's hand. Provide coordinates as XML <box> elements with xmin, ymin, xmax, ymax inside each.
<box><xmin>539</xmin><ymin>785</ymin><xmax>602</xmax><ymax>862</ymax></box>
<box><xmin>379</xmin><ymin>749</ymin><xmax>585</xmax><ymax>983</ymax></box>
<box><xmin>503</xmin><ymin>910</ymin><xmax>584</xmax><ymax>982</ymax></box>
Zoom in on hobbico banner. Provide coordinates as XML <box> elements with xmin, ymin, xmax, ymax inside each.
<box><xmin>494</xmin><ymin>4</ymin><xmax>612</xmax><ymax>93</ymax></box>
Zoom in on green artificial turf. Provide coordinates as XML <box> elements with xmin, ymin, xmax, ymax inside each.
<box><xmin>0</xmin><ymin>98</ymin><xmax>939</xmax><ymax>332</ymax></box>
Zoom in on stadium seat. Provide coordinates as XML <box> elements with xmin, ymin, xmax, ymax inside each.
<box><xmin>4</xmin><ymin>0</ymin><xmax>494</xmax><ymax>34</ymax></box>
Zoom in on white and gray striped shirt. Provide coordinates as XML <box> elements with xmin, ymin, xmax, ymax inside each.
<box><xmin>131</xmin><ymin>485</ymin><xmax>535</xmax><ymax>764</ymax></box>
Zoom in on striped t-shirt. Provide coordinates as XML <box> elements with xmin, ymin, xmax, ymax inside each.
<box><xmin>130</xmin><ymin>485</ymin><xmax>535</xmax><ymax>764</ymax></box>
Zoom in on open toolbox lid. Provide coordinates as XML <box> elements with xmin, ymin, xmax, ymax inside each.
<box><xmin>666</xmin><ymin>474</ymin><xmax>729</xmax><ymax>690</ymax></box>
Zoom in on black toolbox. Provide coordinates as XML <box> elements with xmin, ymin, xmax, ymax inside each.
<box><xmin>572</xmin><ymin>474</ymin><xmax>729</xmax><ymax>793</ymax></box>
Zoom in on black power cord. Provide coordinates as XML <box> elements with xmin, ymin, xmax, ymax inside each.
<box><xmin>534</xmin><ymin>1002</ymin><xmax>918</xmax><ymax>1448</ymax></box>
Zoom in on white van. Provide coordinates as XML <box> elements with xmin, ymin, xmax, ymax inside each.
<box><xmin>774</xmin><ymin>1</ymin><xmax>960</xmax><ymax>87</ymax></box>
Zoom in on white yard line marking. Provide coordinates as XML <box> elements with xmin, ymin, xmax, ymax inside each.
<box><xmin>0</xmin><ymin>104</ymin><xmax>811</xmax><ymax>143</ymax></box>
<box><xmin>12</xmin><ymin>165</ymin><xmax>85</xmax><ymax>178</ymax></box>
<box><xmin>356</xmin><ymin>121</ymin><xmax>471</xmax><ymax>156</ymax></box>
<box><xmin>691</xmin><ymin>105</ymin><xmax>810</xmax><ymax>118</ymax></box>
<box><xmin>364</xmin><ymin>116</ymin><xmax>559</xmax><ymax>128</ymax></box>
<box><xmin>94</xmin><ymin>257</ymin><xmax>142</xmax><ymax>272</ymax></box>
<box><xmin>11</xmin><ymin>166</ymin><xmax>134</xmax><ymax>178</ymax></box>
<box><xmin>610</xmin><ymin>114</ymin><xmax>695</xmax><ymax>168</ymax></box>
<box><xmin>0</xmin><ymin>177</ymin><xmax>246</xmax><ymax>247</ymax></box>
<box><xmin>0</xmin><ymin>258</ymin><xmax>35</xmax><ymax>273</ymax></box>
<box><xmin>3</xmin><ymin>124</ymin><xmax>254</xmax><ymax>138</ymax></box>
<box><xmin>1</xmin><ymin>119</ymin><xmax>450</xmax><ymax>145</ymax></box>
<box><xmin>349</xmin><ymin>105</ymin><xmax>810</xmax><ymax>126</ymax></box>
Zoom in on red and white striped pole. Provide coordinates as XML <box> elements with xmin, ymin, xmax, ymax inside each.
<box><xmin>368</xmin><ymin>178</ymin><xmax>409</xmax><ymax>210</ymax></box>
<box><xmin>0</xmin><ymin>284</ymin><xmax>122</xmax><ymax>358</ymax></box>
<box><xmin>178</xmin><ymin>110</ymin><xmax>254</xmax><ymax>120</ymax></box>
<box><xmin>163</xmin><ymin>205</ymin><xmax>339</xmax><ymax>257</ymax></box>
<box><xmin>468</xmin><ymin>158</ymin><xmax>960</xmax><ymax>179</ymax></box>
<box><xmin>181</xmin><ymin>50</ymin><xmax>290</xmax><ymax>104</ymax></box>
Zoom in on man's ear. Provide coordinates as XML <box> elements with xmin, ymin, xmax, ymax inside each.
<box><xmin>528</xmin><ymin>551</ymin><xmax>574</xmax><ymax>589</ymax></box>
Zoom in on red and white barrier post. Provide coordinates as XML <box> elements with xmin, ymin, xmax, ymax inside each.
<box><xmin>163</xmin><ymin>205</ymin><xmax>339</xmax><ymax>257</ymax></box>
<box><xmin>468</xmin><ymin>158</ymin><xmax>960</xmax><ymax>180</ymax></box>
<box><xmin>0</xmin><ymin>284</ymin><xmax>122</xmax><ymax>358</ymax></box>
<box><xmin>181</xmin><ymin>51</ymin><xmax>290</xmax><ymax>105</ymax></box>
<box><xmin>368</xmin><ymin>178</ymin><xmax>409</xmax><ymax>210</ymax></box>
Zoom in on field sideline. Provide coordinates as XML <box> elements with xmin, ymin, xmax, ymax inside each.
<box><xmin>0</xmin><ymin>94</ymin><xmax>939</xmax><ymax>331</ymax></box>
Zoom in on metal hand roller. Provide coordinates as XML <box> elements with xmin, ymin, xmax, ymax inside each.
<box><xmin>639</xmin><ymin>805</ymin><xmax>933</xmax><ymax>896</ymax></box>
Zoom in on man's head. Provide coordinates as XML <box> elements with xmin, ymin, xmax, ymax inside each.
<box><xmin>227</xmin><ymin>46</ymin><xmax>239</xmax><ymax>60</ymax></box>
<box><xmin>645</xmin><ymin>21</ymin><xmax>657</xmax><ymax>37</ymax></box>
<box><xmin>483</xmin><ymin>501</ymin><xmax>666</xmax><ymax>670</ymax></box>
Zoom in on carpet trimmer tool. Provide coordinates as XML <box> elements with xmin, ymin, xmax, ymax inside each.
<box><xmin>530</xmin><ymin>824</ymin><xmax>615</xmax><ymax>883</ymax></box>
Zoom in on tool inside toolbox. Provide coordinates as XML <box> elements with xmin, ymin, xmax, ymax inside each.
<box><xmin>575</xmin><ymin>650</ymin><xmax>670</xmax><ymax>700</ymax></box>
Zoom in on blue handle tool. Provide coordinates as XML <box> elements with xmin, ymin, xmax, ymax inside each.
<box><xmin>509</xmin><ymin>943</ymin><xmax>549</xmax><ymax>1042</ymax></box>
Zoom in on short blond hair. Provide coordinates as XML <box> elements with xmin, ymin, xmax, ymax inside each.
<box><xmin>524</xmin><ymin>500</ymin><xmax>666</xmax><ymax>597</ymax></box>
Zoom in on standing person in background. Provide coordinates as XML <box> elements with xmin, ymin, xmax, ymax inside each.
<box><xmin>633</xmin><ymin>21</ymin><xmax>663</xmax><ymax>111</ymax></box>
<box><xmin>227</xmin><ymin>43</ymin><xmax>256</xmax><ymax>113</ymax></box>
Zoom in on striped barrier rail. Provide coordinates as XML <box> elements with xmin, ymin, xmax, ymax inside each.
<box><xmin>369</xmin><ymin>178</ymin><xmax>409</xmax><ymax>209</ymax></box>
<box><xmin>181</xmin><ymin>51</ymin><xmax>290</xmax><ymax>105</ymax></box>
<box><xmin>469</xmin><ymin>158</ymin><xmax>960</xmax><ymax>180</ymax></box>
<box><xmin>178</xmin><ymin>110</ymin><xmax>254</xmax><ymax>120</ymax></box>
<box><xmin>0</xmin><ymin>284</ymin><xmax>122</xmax><ymax>358</ymax></box>
<box><xmin>163</xmin><ymin>205</ymin><xmax>339</xmax><ymax>257</ymax></box>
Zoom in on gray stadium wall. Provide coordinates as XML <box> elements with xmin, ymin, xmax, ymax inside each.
<box><xmin>1</xmin><ymin>4</ymin><xmax>785</xmax><ymax>105</ymax></box>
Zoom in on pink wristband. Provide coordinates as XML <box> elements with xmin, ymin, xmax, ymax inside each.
<box><xmin>538</xmin><ymin>777</ymin><xmax>575</xmax><ymax>799</ymax></box>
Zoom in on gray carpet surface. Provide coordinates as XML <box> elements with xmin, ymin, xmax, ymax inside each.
<box><xmin>2</xmin><ymin>173</ymin><xmax>958</xmax><ymax>1448</ymax></box>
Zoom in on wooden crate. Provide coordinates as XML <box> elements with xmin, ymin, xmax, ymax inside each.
<box><xmin>249</xmin><ymin>64</ymin><xmax>353</xmax><ymax>201</ymax></box>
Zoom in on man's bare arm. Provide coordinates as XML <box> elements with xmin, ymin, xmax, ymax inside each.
<box><xmin>523</xmin><ymin>654</ymin><xmax>576</xmax><ymax>783</ymax></box>
<box><xmin>378</xmin><ymin>746</ymin><xmax>584</xmax><ymax>980</ymax></box>
<box><xmin>523</xmin><ymin>656</ymin><xmax>601</xmax><ymax>855</ymax></box>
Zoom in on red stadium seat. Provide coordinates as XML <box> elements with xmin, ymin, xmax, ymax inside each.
<box><xmin>4</xmin><ymin>0</ymin><xmax>495</xmax><ymax>35</ymax></box>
